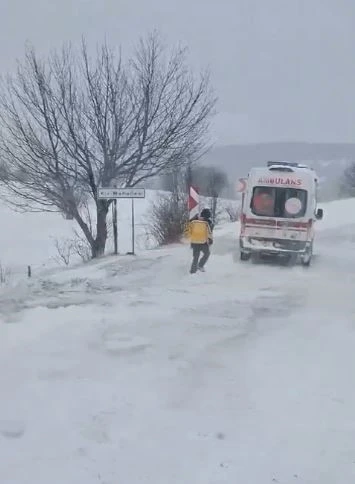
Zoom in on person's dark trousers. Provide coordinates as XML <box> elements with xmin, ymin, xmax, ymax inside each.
<box><xmin>190</xmin><ymin>243</ymin><xmax>210</xmax><ymax>273</ymax></box>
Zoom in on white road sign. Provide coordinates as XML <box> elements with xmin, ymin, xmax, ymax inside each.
<box><xmin>236</xmin><ymin>178</ymin><xmax>247</xmax><ymax>193</ymax></box>
<box><xmin>98</xmin><ymin>187</ymin><xmax>146</xmax><ymax>199</ymax></box>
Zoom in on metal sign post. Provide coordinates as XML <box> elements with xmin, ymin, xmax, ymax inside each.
<box><xmin>98</xmin><ymin>187</ymin><xmax>146</xmax><ymax>255</ymax></box>
<box><xmin>131</xmin><ymin>198</ymin><xmax>135</xmax><ymax>255</ymax></box>
<box><xmin>112</xmin><ymin>199</ymin><xmax>118</xmax><ymax>255</ymax></box>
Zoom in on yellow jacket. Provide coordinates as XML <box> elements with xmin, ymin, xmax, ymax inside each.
<box><xmin>185</xmin><ymin>218</ymin><xmax>213</xmax><ymax>244</ymax></box>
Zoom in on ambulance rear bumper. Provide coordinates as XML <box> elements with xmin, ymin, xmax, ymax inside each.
<box><xmin>239</xmin><ymin>236</ymin><xmax>311</xmax><ymax>255</ymax></box>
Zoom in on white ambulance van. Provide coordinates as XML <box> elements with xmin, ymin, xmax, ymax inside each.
<box><xmin>239</xmin><ymin>161</ymin><xmax>324</xmax><ymax>266</ymax></box>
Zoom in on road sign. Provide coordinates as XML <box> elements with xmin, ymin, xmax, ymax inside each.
<box><xmin>98</xmin><ymin>187</ymin><xmax>145</xmax><ymax>199</ymax></box>
<box><xmin>188</xmin><ymin>185</ymin><xmax>199</xmax><ymax>220</ymax></box>
<box><xmin>97</xmin><ymin>186</ymin><xmax>145</xmax><ymax>256</ymax></box>
<box><xmin>236</xmin><ymin>178</ymin><xmax>247</xmax><ymax>193</ymax></box>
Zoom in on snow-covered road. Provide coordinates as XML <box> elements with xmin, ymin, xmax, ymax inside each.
<box><xmin>1</xmin><ymin>205</ymin><xmax>355</xmax><ymax>483</ymax></box>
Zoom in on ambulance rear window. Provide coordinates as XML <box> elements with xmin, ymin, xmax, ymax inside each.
<box><xmin>251</xmin><ymin>187</ymin><xmax>307</xmax><ymax>218</ymax></box>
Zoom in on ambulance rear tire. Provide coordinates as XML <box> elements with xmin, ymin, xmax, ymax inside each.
<box><xmin>240</xmin><ymin>251</ymin><xmax>251</xmax><ymax>261</ymax></box>
<box><xmin>301</xmin><ymin>245</ymin><xmax>313</xmax><ymax>267</ymax></box>
<box><xmin>301</xmin><ymin>255</ymin><xmax>312</xmax><ymax>267</ymax></box>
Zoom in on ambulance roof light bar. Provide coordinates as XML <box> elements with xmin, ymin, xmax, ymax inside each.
<box><xmin>267</xmin><ymin>161</ymin><xmax>313</xmax><ymax>171</ymax></box>
<box><xmin>267</xmin><ymin>160</ymin><xmax>312</xmax><ymax>167</ymax></box>
<box><xmin>267</xmin><ymin>161</ymin><xmax>305</xmax><ymax>168</ymax></box>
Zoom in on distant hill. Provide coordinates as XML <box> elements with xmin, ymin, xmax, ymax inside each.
<box><xmin>199</xmin><ymin>142</ymin><xmax>355</xmax><ymax>201</ymax></box>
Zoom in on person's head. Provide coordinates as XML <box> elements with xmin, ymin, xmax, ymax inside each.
<box><xmin>200</xmin><ymin>208</ymin><xmax>211</xmax><ymax>219</ymax></box>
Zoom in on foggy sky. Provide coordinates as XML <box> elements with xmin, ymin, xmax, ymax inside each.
<box><xmin>0</xmin><ymin>0</ymin><xmax>354</xmax><ymax>145</ymax></box>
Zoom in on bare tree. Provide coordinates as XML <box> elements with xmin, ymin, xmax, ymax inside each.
<box><xmin>53</xmin><ymin>238</ymin><xmax>74</xmax><ymax>266</ymax></box>
<box><xmin>149</xmin><ymin>163</ymin><xmax>189</xmax><ymax>245</ymax></box>
<box><xmin>160</xmin><ymin>160</ymin><xmax>192</xmax><ymax>193</ymax></box>
<box><xmin>148</xmin><ymin>192</ymin><xmax>188</xmax><ymax>245</ymax></box>
<box><xmin>225</xmin><ymin>202</ymin><xmax>240</xmax><ymax>222</ymax></box>
<box><xmin>190</xmin><ymin>166</ymin><xmax>228</xmax><ymax>222</ymax></box>
<box><xmin>204</xmin><ymin>167</ymin><xmax>228</xmax><ymax>222</ymax></box>
<box><xmin>0</xmin><ymin>32</ymin><xmax>216</xmax><ymax>258</ymax></box>
<box><xmin>0</xmin><ymin>261</ymin><xmax>11</xmax><ymax>285</ymax></box>
<box><xmin>71</xmin><ymin>230</ymin><xmax>92</xmax><ymax>262</ymax></box>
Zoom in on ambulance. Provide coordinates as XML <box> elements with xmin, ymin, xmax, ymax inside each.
<box><xmin>238</xmin><ymin>161</ymin><xmax>324</xmax><ymax>266</ymax></box>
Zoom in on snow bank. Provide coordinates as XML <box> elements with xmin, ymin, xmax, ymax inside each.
<box><xmin>316</xmin><ymin>197</ymin><xmax>355</xmax><ymax>231</ymax></box>
<box><xmin>0</xmin><ymin>191</ymin><xmax>352</xmax><ymax>286</ymax></box>
<box><xmin>0</xmin><ymin>190</ymin><xmax>238</xmax><ymax>283</ymax></box>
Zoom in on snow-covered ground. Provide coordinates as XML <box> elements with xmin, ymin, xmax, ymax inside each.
<box><xmin>0</xmin><ymin>190</ymin><xmax>237</xmax><ymax>283</ymax></box>
<box><xmin>0</xmin><ymin>190</ymin><xmax>159</xmax><ymax>281</ymax></box>
<box><xmin>1</xmin><ymin>195</ymin><xmax>355</xmax><ymax>483</ymax></box>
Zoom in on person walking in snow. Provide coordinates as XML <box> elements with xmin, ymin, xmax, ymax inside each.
<box><xmin>188</xmin><ymin>208</ymin><xmax>214</xmax><ymax>274</ymax></box>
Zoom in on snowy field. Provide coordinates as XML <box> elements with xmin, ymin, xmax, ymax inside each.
<box><xmin>0</xmin><ymin>190</ymin><xmax>238</xmax><ymax>284</ymax></box>
<box><xmin>0</xmin><ymin>190</ymin><xmax>160</xmax><ymax>282</ymax></box>
<box><xmin>1</xmin><ymin>194</ymin><xmax>355</xmax><ymax>483</ymax></box>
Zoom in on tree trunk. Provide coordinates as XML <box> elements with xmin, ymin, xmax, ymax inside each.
<box><xmin>210</xmin><ymin>196</ymin><xmax>218</xmax><ymax>224</ymax></box>
<box><xmin>185</xmin><ymin>163</ymin><xmax>192</xmax><ymax>194</ymax></box>
<box><xmin>92</xmin><ymin>200</ymin><xmax>109</xmax><ymax>258</ymax></box>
